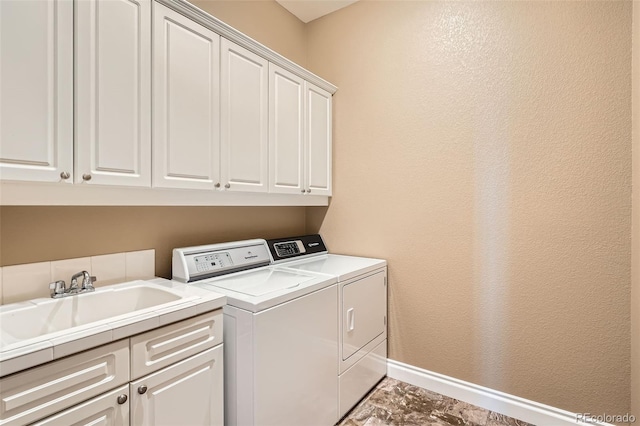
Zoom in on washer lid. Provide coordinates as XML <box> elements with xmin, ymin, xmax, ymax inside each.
<box><xmin>206</xmin><ymin>269</ymin><xmax>316</xmax><ymax>296</ymax></box>
<box><xmin>193</xmin><ymin>266</ymin><xmax>337</xmax><ymax>312</ymax></box>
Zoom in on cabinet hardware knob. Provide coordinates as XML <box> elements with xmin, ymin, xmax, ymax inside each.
<box><xmin>138</xmin><ymin>385</ymin><xmax>148</xmax><ymax>394</ymax></box>
<box><xmin>225</xmin><ymin>183</ymin><xmax>230</xmax><ymax>189</ymax></box>
<box><xmin>306</xmin><ymin>189</ymin><xmax>311</xmax><ymax>193</ymax></box>
<box><xmin>117</xmin><ymin>394</ymin><xmax>128</xmax><ymax>404</ymax></box>
<box><xmin>82</xmin><ymin>174</ymin><xmax>92</xmax><ymax>181</ymax></box>
<box><xmin>60</xmin><ymin>171</ymin><xmax>70</xmax><ymax>180</ymax></box>
<box><xmin>214</xmin><ymin>183</ymin><xmax>221</xmax><ymax>188</ymax></box>
<box><xmin>301</xmin><ymin>189</ymin><xmax>306</xmax><ymax>193</ymax></box>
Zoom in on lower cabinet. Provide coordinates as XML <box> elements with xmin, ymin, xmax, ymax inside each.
<box><xmin>130</xmin><ymin>345</ymin><xmax>223</xmax><ymax>426</ymax></box>
<box><xmin>0</xmin><ymin>310</ymin><xmax>223</xmax><ymax>426</ymax></box>
<box><xmin>31</xmin><ymin>385</ymin><xmax>130</xmax><ymax>426</ymax></box>
<box><xmin>33</xmin><ymin>346</ymin><xmax>223</xmax><ymax>426</ymax></box>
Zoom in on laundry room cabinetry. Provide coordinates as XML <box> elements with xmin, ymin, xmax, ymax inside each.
<box><xmin>152</xmin><ymin>2</ymin><xmax>221</xmax><ymax>190</ymax></box>
<box><xmin>1</xmin><ymin>310</ymin><xmax>224</xmax><ymax>426</ymax></box>
<box><xmin>269</xmin><ymin>64</ymin><xmax>333</xmax><ymax>196</ymax></box>
<box><xmin>31</xmin><ymin>385</ymin><xmax>130</xmax><ymax>426</ymax></box>
<box><xmin>0</xmin><ymin>0</ymin><xmax>151</xmax><ymax>187</ymax></box>
<box><xmin>75</xmin><ymin>0</ymin><xmax>152</xmax><ymax>187</ymax></box>
<box><xmin>129</xmin><ymin>309</ymin><xmax>224</xmax><ymax>426</ymax></box>
<box><xmin>221</xmin><ymin>39</ymin><xmax>269</xmax><ymax>193</ymax></box>
<box><xmin>0</xmin><ymin>0</ymin><xmax>335</xmax><ymax>206</ymax></box>
<box><xmin>0</xmin><ymin>0</ymin><xmax>73</xmax><ymax>183</ymax></box>
<box><xmin>74</xmin><ymin>0</ymin><xmax>151</xmax><ymax>187</ymax></box>
<box><xmin>304</xmin><ymin>84</ymin><xmax>333</xmax><ymax>196</ymax></box>
<box><xmin>130</xmin><ymin>345</ymin><xmax>223</xmax><ymax>426</ymax></box>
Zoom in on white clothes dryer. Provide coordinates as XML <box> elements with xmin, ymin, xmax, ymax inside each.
<box><xmin>266</xmin><ymin>235</ymin><xmax>388</xmax><ymax>419</ymax></box>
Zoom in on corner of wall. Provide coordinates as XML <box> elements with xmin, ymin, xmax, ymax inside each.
<box><xmin>632</xmin><ymin>1</ymin><xmax>640</xmax><ymax>420</ymax></box>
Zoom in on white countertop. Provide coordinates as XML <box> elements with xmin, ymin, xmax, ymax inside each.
<box><xmin>0</xmin><ymin>278</ymin><xmax>226</xmax><ymax>377</ymax></box>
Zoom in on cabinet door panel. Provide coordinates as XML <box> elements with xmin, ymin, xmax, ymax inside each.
<box><xmin>0</xmin><ymin>0</ymin><xmax>73</xmax><ymax>183</ymax></box>
<box><xmin>221</xmin><ymin>39</ymin><xmax>268</xmax><ymax>192</ymax></box>
<box><xmin>31</xmin><ymin>385</ymin><xmax>129</xmax><ymax>426</ymax></box>
<box><xmin>0</xmin><ymin>340</ymin><xmax>129</xmax><ymax>426</ymax></box>
<box><xmin>130</xmin><ymin>309</ymin><xmax>222</xmax><ymax>380</ymax></box>
<box><xmin>130</xmin><ymin>345</ymin><xmax>223</xmax><ymax>426</ymax></box>
<box><xmin>153</xmin><ymin>2</ymin><xmax>220</xmax><ymax>189</ymax></box>
<box><xmin>75</xmin><ymin>0</ymin><xmax>151</xmax><ymax>186</ymax></box>
<box><xmin>305</xmin><ymin>83</ymin><xmax>332</xmax><ymax>196</ymax></box>
<box><xmin>269</xmin><ymin>64</ymin><xmax>304</xmax><ymax>194</ymax></box>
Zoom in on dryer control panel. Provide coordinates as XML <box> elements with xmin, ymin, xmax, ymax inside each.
<box><xmin>267</xmin><ymin>234</ymin><xmax>328</xmax><ymax>263</ymax></box>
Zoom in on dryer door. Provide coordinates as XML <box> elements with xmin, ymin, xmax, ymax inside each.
<box><xmin>342</xmin><ymin>270</ymin><xmax>386</xmax><ymax>361</ymax></box>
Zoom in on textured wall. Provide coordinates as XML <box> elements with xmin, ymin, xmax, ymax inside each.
<box><xmin>0</xmin><ymin>207</ymin><xmax>305</xmax><ymax>278</ymax></box>
<box><xmin>306</xmin><ymin>0</ymin><xmax>632</xmax><ymax>414</ymax></box>
<box><xmin>189</xmin><ymin>0</ymin><xmax>307</xmax><ymax>67</ymax></box>
<box><xmin>0</xmin><ymin>0</ymin><xmax>308</xmax><ymax>281</ymax></box>
<box><xmin>632</xmin><ymin>1</ymin><xmax>640</xmax><ymax>419</ymax></box>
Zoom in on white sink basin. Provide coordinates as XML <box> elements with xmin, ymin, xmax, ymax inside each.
<box><xmin>0</xmin><ymin>281</ymin><xmax>185</xmax><ymax>346</ymax></box>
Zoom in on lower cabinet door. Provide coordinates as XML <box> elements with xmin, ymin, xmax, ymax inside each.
<box><xmin>31</xmin><ymin>385</ymin><xmax>129</xmax><ymax>426</ymax></box>
<box><xmin>129</xmin><ymin>345</ymin><xmax>223</xmax><ymax>426</ymax></box>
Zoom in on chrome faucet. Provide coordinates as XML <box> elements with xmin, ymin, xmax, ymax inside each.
<box><xmin>70</xmin><ymin>271</ymin><xmax>95</xmax><ymax>293</ymax></box>
<box><xmin>49</xmin><ymin>271</ymin><xmax>96</xmax><ymax>298</ymax></box>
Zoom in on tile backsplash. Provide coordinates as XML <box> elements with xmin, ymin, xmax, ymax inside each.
<box><xmin>1</xmin><ymin>250</ymin><xmax>155</xmax><ymax>305</ymax></box>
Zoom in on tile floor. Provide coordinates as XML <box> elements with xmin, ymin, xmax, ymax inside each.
<box><xmin>339</xmin><ymin>377</ymin><xmax>535</xmax><ymax>426</ymax></box>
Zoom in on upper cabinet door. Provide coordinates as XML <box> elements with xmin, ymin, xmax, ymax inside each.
<box><xmin>153</xmin><ymin>2</ymin><xmax>220</xmax><ymax>190</ymax></box>
<box><xmin>75</xmin><ymin>0</ymin><xmax>151</xmax><ymax>187</ymax></box>
<box><xmin>221</xmin><ymin>39</ymin><xmax>268</xmax><ymax>193</ymax></box>
<box><xmin>269</xmin><ymin>64</ymin><xmax>304</xmax><ymax>195</ymax></box>
<box><xmin>0</xmin><ymin>0</ymin><xmax>73</xmax><ymax>183</ymax></box>
<box><xmin>305</xmin><ymin>83</ymin><xmax>332</xmax><ymax>196</ymax></box>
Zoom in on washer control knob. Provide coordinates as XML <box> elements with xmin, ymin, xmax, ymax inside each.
<box><xmin>138</xmin><ymin>385</ymin><xmax>148</xmax><ymax>394</ymax></box>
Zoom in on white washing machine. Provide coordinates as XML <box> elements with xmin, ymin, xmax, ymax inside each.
<box><xmin>266</xmin><ymin>235</ymin><xmax>388</xmax><ymax>419</ymax></box>
<box><xmin>172</xmin><ymin>239</ymin><xmax>338</xmax><ymax>426</ymax></box>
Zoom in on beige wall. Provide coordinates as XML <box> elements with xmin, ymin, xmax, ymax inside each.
<box><xmin>0</xmin><ymin>0</ymin><xmax>635</xmax><ymax>418</ymax></box>
<box><xmin>0</xmin><ymin>207</ymin><xmax>306</xmax><ymax>278</ymax></box>
<box><xmin>0</xmin><ymin>0</ymin><xmax>308</xmax><ymax>278</ymax></box>
<box><xmin>189</xmin><ymin>0</ymin><xmax>307</xmax><ymax>67</ymax></box>
<box><xmin>307</xmin><ymin>0</ymin><xmax>632</xmax><ymax>415</ymax></box>
<box><xmin>632</xmin><ymin>1</ymin><xmax>640</xmax><ymax>420</ymax></box>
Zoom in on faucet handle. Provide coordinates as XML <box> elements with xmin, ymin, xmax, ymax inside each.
<box><xmin>81</xmin><ymin>275</ymin><xmax>97</xmax><ymax>292</ymax></box>
<box><xmin>49</xmin><ymin>280</ymin><xmax>66</xmax><ymax>298</ymax></box>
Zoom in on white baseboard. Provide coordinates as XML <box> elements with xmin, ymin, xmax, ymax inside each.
<box><xmin>387</xmin><ymin>359</ymin><xmax>613</xmax><ymax>426</ymax></box>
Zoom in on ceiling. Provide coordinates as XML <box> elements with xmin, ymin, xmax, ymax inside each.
<box><xmin>275</xmin><ymin>0</ymin><xmax>359</xmax><ymax>23</ymax></box>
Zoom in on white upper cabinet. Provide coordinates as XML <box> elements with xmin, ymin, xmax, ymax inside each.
<box><xmin>75</xmin><ymin>0</ymin><xmax>151</xmax><ymax>187</ymax></box>
<box><xmin>152</xmin><ymin>2</ymin><xmax>221</xmax><ymax>190</ymax></box>
<box><xmin>221</xmin><ymin>39</ymin><xmax>269</xmax><ymax>193</ymax></box>
<box><xmin>269</xmin><ymin>66</ymin><xmax>333</xmax><ymax>196</ymax></box>
<box><xmin>305</xmin><ymin>83</ymin><xmax>332</xmax><ymax>196</ymax></box>
<box><xmin>0</xmin><ymin>0</ymin><xmax>335</xmax><ymax>205</ymax></box>
<box><xmin>269</xmin><ymin>64</ymin><xmax>305</xmax><ymax>195</ymax></box>
<box><xmin>0</xmin><ymin>0</ymin><xmax>73</xmax><ymax>183</ymax></box>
